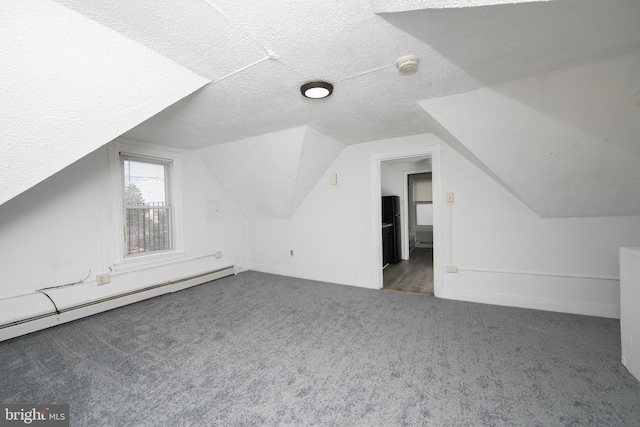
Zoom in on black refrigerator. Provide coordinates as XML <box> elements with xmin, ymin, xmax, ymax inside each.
<box><xmin>382</xmin><ymin>196</ymin><xmax>401</xmax><ymax>264</ymax></box>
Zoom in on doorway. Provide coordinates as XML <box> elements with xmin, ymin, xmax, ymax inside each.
<box><xmin>380</xmin><ymin>162</ymin><xmax>433</xmax><ymax>294</ymax></box>
<box><xmin>371</xmin><ymin>145</ymin><xmax>442</xmax><ymax>295</ymax></box>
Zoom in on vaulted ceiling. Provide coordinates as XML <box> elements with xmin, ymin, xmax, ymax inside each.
<box><xmin>1</xmin><ymin>0</ymin><xmax>639</xmax><ymax>218</ymax></box>
<box><xmin>0</xmin><ymin>0</ymin><xmax>209</xmax><ymax>206</ymax></box>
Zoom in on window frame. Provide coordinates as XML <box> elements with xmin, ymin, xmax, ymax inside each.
<box><xmin>109</xmin><ymin>140</ymin><xmax>184</xmax><ymax>271</ymax></box>
<box><xmin>408</xmin><ymin>173</ymin><xmax>433</xmax><ymax>230</ymax></box>
<box><xmin>121</xmin><ymin>154</ymin><xmax>173</xmax><ymax>258</ymax></box>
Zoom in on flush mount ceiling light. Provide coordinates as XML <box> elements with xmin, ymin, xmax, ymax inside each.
<box><xmin>300</xmin><ymin>81</ymin><xmax>333</xmax><ymax>99</ymax></box>
<box><xmin>396</xmin><ymin>55</ymin><xmax>420</xmax><ymax>74</ymax></box>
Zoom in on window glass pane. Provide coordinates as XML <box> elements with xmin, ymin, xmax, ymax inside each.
<box><xmin>123</xmin><ymin>159</ymin><xmax>167</xmax><ymax>206</ymax></box>
<box><xmin>413</xmin><ymin>177</ymin><xmax>432</xmax><ymax>202</ymax></box>
<box><xmin>122</xmin><ymin>157</ymin><xmax>171</xmax><ymax>256</ymax></box>
<box><xmin>416</xmin><ymin>203</ymin><xmax>433</xmax><ymax>226</ymax></box>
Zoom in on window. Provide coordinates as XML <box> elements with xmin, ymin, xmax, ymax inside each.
<box><xmin>416</xmin><ymin>203</ymin><xmax>433</xmax><ymax>226</ymax></box>
<box><xmin>121</xmin><ymin>155</ymin><xmax>172</xmax><ymax>256</ymax></box>
<box><xmin>109</xmin><ymin>140</ymin><xmax>183</xmax><ymax>268</ymax></box>
<box><xmin>409</xmin><ymin>173</ymin><xmax>433</xmax><ymax>227</ymax></box>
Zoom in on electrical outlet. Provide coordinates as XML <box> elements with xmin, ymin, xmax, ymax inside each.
<box><xmin>447</xmin><ymin>193</ymin><xmax>454</xmax><ymax>203</ymax></box>
<box><xmin>446</xmin><ymin>265</ymin><xmax>458</xmax><ymax>273</ymax></box>
<box><xmin>214</xmin><ymin>251</ymin><xmax>222</xmax><ymax>259</ymax></box>
<box><xmin>96</xmin><ymin>273</ymin><xmax>110</xmax><ymax>286</ymax></box>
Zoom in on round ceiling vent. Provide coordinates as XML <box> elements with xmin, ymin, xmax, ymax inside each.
<box><xmin>396</xmin><ymin>55</ymin><xmax>420</xmax><ymax>74</ymax></box>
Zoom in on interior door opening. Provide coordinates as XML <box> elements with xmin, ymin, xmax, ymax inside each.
<box><xmin>379</xmin><ymin>157</ymin><xmax>434</xmax><ymax>295</ymax></box>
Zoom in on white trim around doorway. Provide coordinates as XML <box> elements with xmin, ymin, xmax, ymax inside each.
<box><xmin>371</xmin><ymin>143</ymin><xmax>443</xmax><ymax>296</ymax></box>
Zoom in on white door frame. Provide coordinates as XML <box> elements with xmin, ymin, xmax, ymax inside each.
<box><xmin>403</xmin><ymin>169</ymin><xmax>432</xmax><ymax>258</ymax></box>
<box><xmin>371</xmin><ymin>143</ymin><xmax>442</xmax><ymax>295</ymax></box>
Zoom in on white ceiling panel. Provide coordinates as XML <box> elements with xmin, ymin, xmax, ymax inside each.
<box><xmin>0</xmin><ymin>0</ymin><xmax>209</xmax><ymax>205</ymax></box>
<box><xmin>8</xmin><ymin>0</ymin><xmax>640</xmax><ymax>217</ymax></box>
<box><xmin>420</xmin><ymin>51</ymin><xmax>640</xmax><ymax>217</ymax></box>
<box><xmin>380</xmin><ymin>0</ymin><xmax>640</xmax><ymax>87</ymax></box>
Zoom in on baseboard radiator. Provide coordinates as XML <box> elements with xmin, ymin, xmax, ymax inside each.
<box><xmin>0</xmin><ymin>266</ymin><xmax>235</xmax><ymax>342</ymax></box>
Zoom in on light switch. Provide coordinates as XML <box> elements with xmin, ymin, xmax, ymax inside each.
<box><xmin>330</xmin><ymin>172</ymin><xmax>338</xmax><ymax>185</ymax></box>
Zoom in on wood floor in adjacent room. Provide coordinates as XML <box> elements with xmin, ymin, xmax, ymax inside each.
<box><xmin>383</xmin><ymin>247</ymin><xmax>434</xmax><ymax>295</ymax></box>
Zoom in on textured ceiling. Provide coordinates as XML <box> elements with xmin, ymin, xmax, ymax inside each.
<box><xmin>371</xmin><ymin>0</ymin><xmax>548</xmax><ymax>13</ymax></box>
<box><xmin>0</xmin><ymin>0</ymin><xmax>208</xmax><ymax>206</ymax></box>
<box><xmin>50</xmin><ymin>0</ymin><xmax>639</xmax><ymax>141</ymax></box>
<box><xmin>380</xmin><ymin>0</ymin><xmax>640</xmax><ymax>88</ymax></box>
<box><xmin>420</xmin><ymin>50</ymin><xmax>640</xmax><ymax>218</ymax></box>
<box><xmin>54</xmin><ymin>0</ymin><xmax>484</xmax><ymax>148</ymax></box>
<box><xmin>4</xmin><ymin>0</ymin><xmax>640</xmax><ymax>218</ymax></box>
<box><xmin>50</xmin><ymin>0</ymin><xmax>640</xmax><ymax>150</ymax></box>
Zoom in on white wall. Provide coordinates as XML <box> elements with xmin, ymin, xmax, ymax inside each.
<box><xmin>0</xmin><ymin>138</ymin><xmax>248</xmax><ymax>324</ymax></box>
<box><xmin>0</xmin><ymin>0</ymin><xmax>208</xmax><ymax>206</ymax></box>
<box><xmin>4</xmin><ymin>129</ymin><xmax>637</xmax><ymax>328</ymax></box>
<box><xmin>195</xmin><ymin>126</ymin><xmax>344</xmax><ymax>220</ymax></box>
<box><xmin>381</xmin><ymin>163</ymin><xmax>402</xmax><ymax>197</ymax></box>
<box><xmin>381</xmin><ymin>160</ymin><xmax>430</xmax><ymax>197</ymax></box>
<box><xmin>249</xmin><ymin>133</ymin><xmax>640</xmax><ymax>318</ymax></box>
<box><xmin>381</xmin><ymin>162</ymin><xmax>409</xmax><ymax>260</ymax></box>
<box><xmin>248</xmin><ymin>135</ymin><xmax>440</xmax><ymax>288</ymax></box>
<box><xmin>620</xmin><ymin>247</ymin><xmax>640</xmax><ymax>382</ymax></box>
<box><xmin>439</xmin><ymin>141</ymin><xmax>640</xmax><ymax>318</ymax></box>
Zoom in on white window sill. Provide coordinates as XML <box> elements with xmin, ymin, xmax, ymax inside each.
<box><xmin>112</xmin><ymin>250</ymin><xmax>186</xmax><ymax>274</ymax></box>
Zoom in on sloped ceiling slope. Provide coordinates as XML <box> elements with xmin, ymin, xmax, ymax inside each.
<box><xmin>0</xmin><ymin>0</ymin><xmax>209</xmax><ymax>206</ymax></box>
<box><xmin>195</xmin><ymin>126</ymin><xmax>344</xmax><ymax>219</ymax></box>
<box><xmin>371</xmin><ymin>0</ymin><xmax>547</xmax><ymax>13</ymax></box>
<box><xmin>379</xmin><ymin>0</ymin><xmax>640</xmax><ymax>89</ymax></box>
<box><xmin>23</xmin><ymin>0</ymin><xmax>640</xmax><ymax>218</ymax></box>
<box><xmin>382</xmin><ymin>0</ymin><xmax>640</xmax><ymax>217</ymax></box>
<box><xmin>420</xmin><ymin>52</ymin><xmax>640</xmax><ymax>217</ymax></box>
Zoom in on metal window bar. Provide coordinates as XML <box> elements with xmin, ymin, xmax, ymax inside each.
<box><xmin>124</xmin><ymin>202</ymin><xmax>172</xmax><ymax>255</ymax></box>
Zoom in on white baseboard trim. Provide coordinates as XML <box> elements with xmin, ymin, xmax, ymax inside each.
<box><xmin>249</xmin><ymin>264</ymin><xmax>377</xmax><ymax>290</ymax></box>
<box><xmin>439</xmin><ymin>288</ymin><xmax>620</xmax><ymax>319</ymax></box>
<box><xmin>440</xmin><ymin>269</ymin><xmax>620</xmax><ymax>319</ymax></box>
<box><xmin>0</xmin><ymin>266</ymin><xmax>235</xmax><ymax>342</ymax></box>
<box><xmin>415</xmin><ymin>243</ymin><xmax>433</xmax><ymax>248</ymax></box>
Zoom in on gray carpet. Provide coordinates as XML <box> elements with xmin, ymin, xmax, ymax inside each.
<box><xmin>1</xmin><ymin>271</ymin><xmax>639</xmax><ymax>426</ymax></box>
